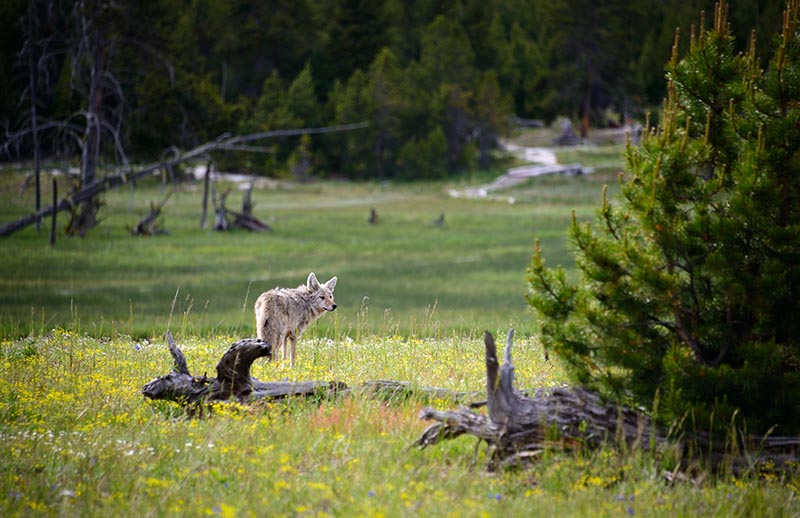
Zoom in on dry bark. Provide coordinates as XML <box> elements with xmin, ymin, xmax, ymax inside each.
<box><xmin>131</xmin><ymin>194</ymin><xmax>171</xmax><ymax>236</ymax></box>
<box><xmin>142</xmin><ymin>331</ymin><xmax>344</xmax><ymax>406</ymax></box>
<box><xmin>415</xmin><ymin>330</ymin><xmax>800</xmax><ymax>472</ymax></box>
<box><xmin>211</xmin><ymin>184</ymin><xmax>272</xmax><ymax>232</ymax></box>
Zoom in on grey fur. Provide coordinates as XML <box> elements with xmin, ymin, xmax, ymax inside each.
<box><xmin>254</xmin><ymin>272</ymin><xmax>337</xmax><ymax>367</ymax></box>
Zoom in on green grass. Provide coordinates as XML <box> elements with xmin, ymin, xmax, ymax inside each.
<box><xmin>1</xmin><ymin>332</ymin><xmax>797</xmax><ymax>517</ymax></box>
<box><xmin>0</xmin><ymin>162</ymin><xmax>620</xmax><ymax>339</ymax></box>
<box><xmin>555</xmin><ymin>144</ymin><xmax>630</xmax><ymax>172</ymax></box>
<box><xmin>1</xmin><ymin>148</ymin><xmax>798</xmax><ymax>516</ymax></box>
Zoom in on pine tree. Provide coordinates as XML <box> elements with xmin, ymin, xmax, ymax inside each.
<box><xmin>528</xmin><ymin>2</ymin><xmax>800</xmax><ymax>435</ymax></box>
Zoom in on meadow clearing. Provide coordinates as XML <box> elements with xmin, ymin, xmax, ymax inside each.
<box><xmin>1</xmin><ymin>144</ymin><xmax>798</xmax><ymax>516</ymax></box>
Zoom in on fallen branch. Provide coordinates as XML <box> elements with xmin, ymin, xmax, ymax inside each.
<box><xmin>142</xmin><ymin>338</ymin><xmax>480</xmax><ymax>408</ymax></box>
<box><xmin>361</xmin><ymin>380</ymin><xmax>480</xmax><ymax>404</ymax></box>
<box><xmin>415</xmin><ymin>330</ymin><xmax>800</xmax><ymax>472</ymax></box>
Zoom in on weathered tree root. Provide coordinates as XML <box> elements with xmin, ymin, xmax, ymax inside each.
<box><xmin>415</xmin><ymin>330</ymin><xmax>800</xmax><ymax>473</ymax></box>
<box><xmin>142</xmin><ymin>331</ymin><xmax>344</xmax><ymax>405</ymax></box>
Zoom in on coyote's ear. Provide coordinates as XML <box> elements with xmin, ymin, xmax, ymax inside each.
<box><xmin>307</xmin><ymin>272</ymin><xmax>320</xmax><ymax>290</ymax></box>
<box><xmin>325</xmin><ymin>276</ymin><xmax>337</xmax><ymax>291</ymax></box>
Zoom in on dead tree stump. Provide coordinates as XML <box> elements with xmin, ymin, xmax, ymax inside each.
<box><xmin>210</xmin><ymin>184</ymin><xmax>271</xmax><ymax>232</ymax></box>
<box><xmin>132</xmin><ymin>193</ymin><xmax>171</xmax><ymax>236</ymax></box>
<box><xmin>415</xmin><ymin>330</ymin><xmax>800</xmax><ymax>472</ymax></box>
<box><xmin>142</xmin><ymin>331</ymin><xmax>345</xmax><ymax>406</ymax></box>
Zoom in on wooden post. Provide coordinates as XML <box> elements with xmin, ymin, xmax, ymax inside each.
<box><xmin>201</xmin><ymin>161</ymin><xmax>211</xmax><ymax>229</ymax></box>
<box><xmin>50</xmin><ymin>178</ymin><xmax>57</xmax><ymax>246</ymax></box>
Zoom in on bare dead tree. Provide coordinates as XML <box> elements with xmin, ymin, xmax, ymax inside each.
<box><xmin>26</xmin><ymin>2</ymin><xmax>42</xmax><ymax>231</ymax></box>
<box><xmin>49</xmin><ymin>178</ymin><xmax>57</xmax><ymax>246</ymax></box>
<box><xmin>210</xmin><ymin>181</ymin><xmax>271</xmax><ymax>232</ymax></box>
<box><xmin>232</xmin><ymin>182</ymin><xmax>272</xmax><ymax>232</ymax></box>
<box><xmin>200</xmin><ymin>161</ymin><xmax>212</xmax><ymax>229</ymax></box>
<box><xmin>211</xmin><ymin>183</ymin><xmax>230</xmax><ymax>231</ymax></box>
<box><xmin>13</xmin><ymin>0</ymin><xmax>64</xmax><ymax>231</ymax></box>
<box><xmin>4</xmin><ymin>0</ymin><xmax>170</xmax><ymax>237</ymax></box>
<box><xmin>8</xmin><ymin>0</ymin><xmax>365</xmax><ymax>243</ymax></box>
<box><xmin>0</xmin><ymin>122</ymin><xmax>369</xmax><ymax>237</ymax></box>
<box><xmin>64</xmin><ymin>0</ymin><xmax>132</xmax><ymax>236</ymax></box>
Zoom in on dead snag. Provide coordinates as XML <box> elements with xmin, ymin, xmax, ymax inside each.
<box><xmin>233</xmin><ymin>183</ymin><xmax>272</xmax><ymax>232</ymax></box>
<box><xmin>1</xmin><ymin>122</ymin><xmax>368</xmax><ymax>238</ymax></box>
<box><xmin>142</xmin><ymin>331</ymin><xmax>344</xmax><ymax>406</ymax></box>
<box><xmin>416</xmin><ymin>330</ymin><xmax>661</xmax><ymax>469</ymax></box>
<box><xmin>211</xmin><ymin>184</ymin><xmax>231</xmax><ymax>231</ymax></box>
<box><xmin>481</xmin><ymin>329</ymin><xmax>662</xmax><ymax>452</ymax></box>
<box><xmin>211</xmin><ymin>184</ymin><xmax>271</xmax><ymax>232</ymax></box>
<box><xmin>416</xmin><ymin>330</ymin><xmax>800</xmax><ymax>472</ymax></box>
<box><xmin>132</xmin><ymin>193</ymin><xmax>172</xmax><ymax>236</ymax></box>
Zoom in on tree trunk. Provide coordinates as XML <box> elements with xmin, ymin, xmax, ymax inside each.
<box><xmin>141</xmin><ymin>338</ymin><xmax>488</xmax><ymax>409</ymax></box>
<box><xmin>27</xmin><ymin>6</ymin><xmax>41</xmax><ymax>232</ymax></box>
<box><xmin>49</xmin><ymin>178</ymin><xmax>57</xmax><ymax>246</ymax></box>
<box><xmin>201</xmin><ymin>162</ymin><xmax>211</xmax><ymax>229</ymax></box>
<box><xmin>67</xmin><ymin>12</ymin><xmax>106</xmax><ymax>237</ymax></box>
<box><xmin>477</xmin><ymin>128</ymin><xmax>493</xmax><ymax>169</ymax></box>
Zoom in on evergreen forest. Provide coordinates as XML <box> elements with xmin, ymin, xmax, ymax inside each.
<box><xmin>0</xmin><ymin>0</ymin><xmax>787</xmax><ymax>179</ymax></box>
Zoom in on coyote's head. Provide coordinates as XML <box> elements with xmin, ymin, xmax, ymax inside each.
<box><xmin>307</xmin><ymin>272</ymin><xmax>337</xmax><ymax>312</ymax></box>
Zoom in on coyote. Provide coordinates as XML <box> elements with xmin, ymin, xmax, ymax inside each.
<box><xmin>254</xmin><ymin>272</ymin><xmax>337</xmax><ymax>367</ymax></box>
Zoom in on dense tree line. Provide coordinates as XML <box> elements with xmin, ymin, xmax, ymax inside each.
<box><xmin>0</xmin><ymin>0</ymin><xmax>786</xmax><ymax>180</ymax></box>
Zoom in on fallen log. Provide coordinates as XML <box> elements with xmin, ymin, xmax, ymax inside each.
<box><xmin>142</xmin><ymin>331</ymin><xmax>345</xmax><ymax>405</ymax></box>
<box><xmin>142</xmin><ymin>337</ymin><xmax>480</xmax><ymax>408</ymax></box>
<box><xmin>415</xmin><ymin>330</ymin><xmax>800</xmax><ymax>472</ymax></box>
<box><xmin>361</xmin><ymin>380</ymin><xmax>480</xmax><ymax>404</ymax></box>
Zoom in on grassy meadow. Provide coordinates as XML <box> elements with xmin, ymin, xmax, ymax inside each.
<box><xmin>0</xmin><ymin>148</ymin><xmax>620</xmax><ymax>340</ymax></box>
<box><xmin>2</xmin><ymin>143</ymin><xmax>798</xmax><ymax>516</ymax></box>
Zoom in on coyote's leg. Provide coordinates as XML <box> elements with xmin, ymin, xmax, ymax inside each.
<box><xmin>288</xmin><ymin>331</ymin><xmax>297</xmax><ymax>368</ymax></box>
<box><xmin>275</xmin><ymin>334</ymin><xmax>286</xmax><ymax>364</ymax></box>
